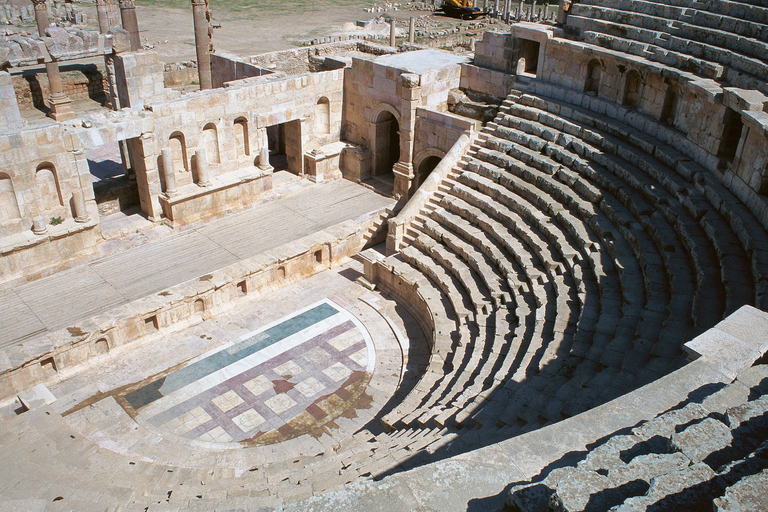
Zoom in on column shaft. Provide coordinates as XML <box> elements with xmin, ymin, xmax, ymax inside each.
<box><xmin>191</xmin><ymin>0</ymin><xmax>212</xmax><ymax>90</ymax></box>
<box><xmin>119</xmin><ymin>0</ymin><xmax>141</xmax><ymax>51</ymax></box>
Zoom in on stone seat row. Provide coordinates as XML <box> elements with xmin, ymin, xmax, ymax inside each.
<box><xmin>378</xmin><ymin>114</ymin><xmax>668</xmax><ymax>431</ymax></box>
<box><xmin>494</xmin><ymin>100</ymin><xmax>749</xmax><ymax>324</ymax></box>
<box><xmin>576</xmin><ymin>0</ymin><xmax>768</xmax><ymax>43</ymax></box>
<box><xmin>513</xmin><ymin>79</ymin><xmax>768</xmax><ymax>309</ymax></box>
<box><xmin>606</xmin><ymin>0</ymin><xmax>768</xmax><ymax>26</ymax></box>
<box><xmin>464</xmin><ymin>122</ymin><xmax>700</xmax><ymax>426</ymax></box>
<box><xmin>569</xmin><ymin>15</ymin><xmax>768</xmax><ymax>90</ymax></box>
<box><xmin>380</xmin><ymin>81</ymin><xmax>768</xmax><ymax>436</ymax></box>
<box><xmin>506</xmin><ymin>363</ymin><xmax>768</xmax><ymax>512</ymax></box>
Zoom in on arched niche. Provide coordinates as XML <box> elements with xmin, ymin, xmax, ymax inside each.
<box><xmin>316</xmin><ymin>97</ymin><xmax>331</xmax><ymax>135</ymax></box>
<box><xmin>35</xmin><ymin>162</ymin><xmax>64</xmax><ymax>214</ymax></box>
<box><xmin>234</xmin><ymin>117</ymin><xmax>250</xmax><ymax>157</ymax></box>
<box><xmin>584</xmin><ymin>59</ymin><xmax>602</xmax><ymax>95</ymax></box>
<box><xmin>0</xmin><ymin>172</ymin><xmax>20</xmax><ymax>219</ymax></box>
<box><xmin>169</xmin><ymin>132</ymin><xmax>189</xmax><ymax>172</ymax></box>
<box><xmin>203</xmin><ymin>123</ymin><xmax>221</xmax><ymax>164</ymax></box>
<box><xmin>623</xmin><ymin>70</ymin><xmax>642</xmax><ymax>108</ymax></box>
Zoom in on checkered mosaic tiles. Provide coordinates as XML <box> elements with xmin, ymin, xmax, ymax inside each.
<box><xmin>117</xmin><ymin>300</ymin><xmax>375</xmax><ymax>445</ymax></box>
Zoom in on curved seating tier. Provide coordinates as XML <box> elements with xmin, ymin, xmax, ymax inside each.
<box><xmin>567</xmin><ymin>0</ymin><xmax>768</xmax><ymax>92</ymax></box>
<box><xmin>373</xmin><ymin>81</ymin><xmax>768</xmax><ymax>444</ymax></box>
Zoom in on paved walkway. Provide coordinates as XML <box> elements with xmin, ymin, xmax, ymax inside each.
<box><xmin>0</xmin><ymin>179</ymin><xmax>394</xmax><ymax>349</ymax></box>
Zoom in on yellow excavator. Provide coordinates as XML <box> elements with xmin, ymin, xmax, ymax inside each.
<box><xmin>440</xmin><ymin>0</ymin><xmax>485</xmax><ymax>19</ymax></box>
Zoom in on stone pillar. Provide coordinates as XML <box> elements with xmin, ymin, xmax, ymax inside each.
<box><xmin>504</xmin><ymin>0</ymin><xmax>511</xmax><ymax>22</ymax></box>
<box><xmin>518</xmin><ymin>1</ymin><xmax>523</xmax><ymax>20</ymax></box>
<box><xmin>191</xmin><ymin>0</ymin><xmax>212</xmax><ymax>90</ymax></box>
<box><xmin>96</xmin><ymin>0</ymin><xmax>110</xmax><ymax>32</ymax></box>
<box><xmin>33</xmin><ymin>0</ymin><xmax>75</xmax><ymax>121</ymax></box>
<box><xmin>493</xmin><ymin>0</ymin><xmax>499</xmax><ymax>17</ymax></box>
<box><xmin>390</xmin><ymin>18</ymin><xmax>396</xmax><ymax>47</ymax></box>
<box><xmin>543</xmin><ymin>4</ymin><xmax>549</xmax><ymax>20</ymax></box>
<box><xmin>32</xmin><ymin>216</ymin><xmax>47</xmax><ymax>235</ymax></box>
<box><xmin>72</xmin><ymin>189</ymin><xmax>89</xmax><ymax>222</ymax></box>
<box><xmin>258</xmin><ymin>146</ymin><xmax>271</xmax><ymax>170</ymax></box>
<box><xmin>392</xmin><ymin>73</ymin><xmax>420</xmax><ymax>199</ymax></box>
<box><xmin>195</xmin><ymin>149</ymin><xmax>211</xmax><ymax>187</ymax></box>
<box><xmin>161</xmin><ymin>147</ymin><xmax>177</xmax><ymax>196</ymax></box>
<box><xmin>532</xmin><ymin>0</ymin><xmax>537</xmax><ymax>19</ymax></box>
<box><xmin>408</xmin><ymin>16</ymin><xmax>415</xmax><ymax>44</ymax></box>
<box><xmin>119</xmin><ymin>0</ymin><xmax>141</xmax><ymax>51</ymax></box>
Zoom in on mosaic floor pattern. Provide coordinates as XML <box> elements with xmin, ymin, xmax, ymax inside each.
<box><xmin>116</xmin><ymin>300</ymin><xmax>375</xmax><ymax>445</ymax></box>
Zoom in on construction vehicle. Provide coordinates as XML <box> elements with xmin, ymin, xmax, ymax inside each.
<box><xmin>440</xmin><ymin>0</ymin><xmax>485</xmax><ymax>19</ymax></box>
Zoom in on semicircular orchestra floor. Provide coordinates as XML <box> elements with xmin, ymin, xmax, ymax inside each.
<box><xmin>123</xmin><ymin>299</ymin><xmax>376</xmax><ymax>446</ymax></box>
<box><xmin>53</xmin><ymin>259</ymin><xmax>425</xmax><ymax>468</ymax></box>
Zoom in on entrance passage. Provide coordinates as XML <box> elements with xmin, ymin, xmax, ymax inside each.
<box><xmin>373</xmin><ymin>111</ymin><xmax>400</xmax><ymax>177</ymax></box>
<box><xmin>87</xmin><ymin>141</ymin><xmax>140</xmax><ymax>219</ymax></box>
<box><xmin>267</xmin><ymin>119</ymin><xmax>302</xmax><ymax>174</ymax></box>
<box><xmin>414</xmin><ymin>155</ymin><xmax>442</xmax><ymax>192</ymax></box>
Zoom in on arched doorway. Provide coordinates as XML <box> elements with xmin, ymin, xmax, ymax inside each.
<box><xmin>415</xmin><ymin>155</ymin><xmax>442</xmax><ymax>189</ymax></box>
<box><xmin>373</xmin><ymin>110</ymin><xmax>400</xmax><ymax>176</ymax></box>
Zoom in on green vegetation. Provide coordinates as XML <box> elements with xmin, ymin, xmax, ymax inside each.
<box><xmin>50</xmin><ymin>216</ymin><xmax>63</xmax><ymax>226</ymax></box>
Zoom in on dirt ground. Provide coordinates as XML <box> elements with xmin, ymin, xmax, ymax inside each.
<box><xmin>136</xmin><ymin>0</ymin><xmax>389</xmax><ymax>62</ymax></box>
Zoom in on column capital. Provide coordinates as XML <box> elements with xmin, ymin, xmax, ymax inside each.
<box><xmin>32</xmin><ymin>0</ymin><xmax>47</xmax><ymax>11</ymax></box>
<box><xmin>119</xmin><ymin>0</ymin><xmax>135</xmax><ymax>8</ymax></box>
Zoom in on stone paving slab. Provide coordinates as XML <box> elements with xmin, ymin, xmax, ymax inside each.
<box><xmin>0</xmin><ymin>290</ymin><xmax>46</xmax><ymax>348</ymax></box>
<box><xmin>0</xmin><ymin>179</ymin><xmax>394</xmax><ymax>349</ymax></box>
<box><xmin>13</xmin><ymin>265</ymin><xmax>127</xmax><ymax>333</ymax></box>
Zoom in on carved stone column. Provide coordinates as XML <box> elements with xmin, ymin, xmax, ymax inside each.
<box><xmin>119</xmin><ymin>0</ymin><xmax>141</xmax><ymax>51</ymax></box>
<box><xmin>195</xmin><ymin>149</ymin><xmax>211</xmax><ymax>187</ymax></box>
<box><xmin>96</xmin><ymin>0</ymin><xmax>110</xmax><ymax>32</ymax></box>
<box><xmin>33</xmin><ymin>0</ymin><xmax>75</xmax><ymax>121</ymax></box>
<box><xmin>161</xmin><ymin>147</ymin><xmax>177</xmax><ymax>196</ymax></box>
<box><xmin>191</xmin><ymin>0</ymin><xmax>212</xmax><ymax>90</ymax></box>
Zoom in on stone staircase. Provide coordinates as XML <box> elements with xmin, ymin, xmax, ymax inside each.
<box><xmin>506</xmin><ymin>363</ymin><xmax>768</xmax><ymax>512</ymax></box>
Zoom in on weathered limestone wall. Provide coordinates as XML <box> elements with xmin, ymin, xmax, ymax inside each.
<box><xmin>0</xmin><ymin>70</ymin><xmax>22</xmax><ymax>131</ymax></box>
<box><xmin>210</xmin><ymin>52</ymin><xmax>271</xmax><ymax>89</ymax></box>
<box><xmin>119</xmin><ymin>67</ymin><xmax>345</xmax><ymax>224</ymax></box>
<box><xmin>342</xmin><ymin>52</ymin><xmax>463</xmax><ymax>195</ymax></box>
<box><xmin>0</xmin><ymin>26</ymin><xmax>117</xmax><ymax>68</ymax></box>
<box><xmin>460</xmin><ymin>63</ymin><xmax>516</xmax><ymax>99</ymax></box>
<box><xmin>0</xmin><ymin>123</ymin><xmax>100</xmax><ymax>282</ymax></box>
<box><xmin>12</xmin><ymin>65</ymin><xmax>109</xmax><ymax>110</ymax></box>
<box><xmin>113</xmin><ymin>50</ymin><xmax>172</xmax><ymax>110</ymax></box>
<box><xmin>412</xmin><ymin>108</ymin><xmax>476</xmax><ymax>173</ymax></box>
<box><xmin>0</xmin><ymin>206</ymin><xmax>390</xmax><ymax>401</ymax></box>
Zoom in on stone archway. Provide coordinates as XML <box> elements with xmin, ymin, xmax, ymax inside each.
<box><xmin>370</xmin><ymin>103</ymin><xmax>401</xmax><ymax>178</ymax></box>
<box><xmin>412</xmin><ymin>148</ymin><xmax>445</xmax><ymax>191</ymax></box>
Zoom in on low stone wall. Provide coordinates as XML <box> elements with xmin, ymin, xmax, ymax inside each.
<box><xmin>0</xmin><ymin>205</ymin><xmax>390</xmax><ymax>402</ymax></box>
<box><xmin>159</xmin><ymin>168</ymin><xmax>272</xmax><ymax>228</ymax></box>
<box><xmin>163</xmin><ymin>66</ymin><xmax>199</xmax><ymax>88</ymax></box>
